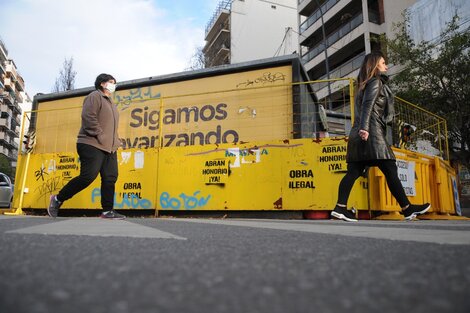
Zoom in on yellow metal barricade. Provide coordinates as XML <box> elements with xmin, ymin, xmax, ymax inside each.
<box><xmin>8</xmin><ymin>74</ymin><xmax>463</xmax><ymax>220</ymax></box>
<box><xmin>419</xmin><ymin>157</ymin><xmax>463</xmax><ymax>219</ymax></box>
<box><xmin>369</xmin><ymin>148</ymin><xmax>436</xmax><ymax>220</ymax></box>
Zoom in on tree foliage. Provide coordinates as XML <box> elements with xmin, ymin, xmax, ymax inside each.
<box><xmin>0</xmin><ymin>153</ymin><xmax>12</xmax><ymax>178</ymax></box>
<box><xmin>384</xmin><ymin>15</ymin><xmax>470</xmax><ymax>163</ymax></box>
<box><xmin>52</xmin><ymin>57</ymin><xmax>77</xmax><ymax>92</ymax></box>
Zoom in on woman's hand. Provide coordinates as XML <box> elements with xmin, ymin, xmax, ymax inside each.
<box><xmin>358</xmin><ymin>129</ymin><xmax>369</xmax><ymax>141</ymax></box>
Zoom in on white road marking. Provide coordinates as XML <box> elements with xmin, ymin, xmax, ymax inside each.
<box><xmin>6</xmin><ymin>218</ymin><xmax>186</xmax><ymax>240</ymax></box>
<box><xmin>169</xmin><ymin>218</ymin><xmax>470</xmax><ymax>245</ymax></box>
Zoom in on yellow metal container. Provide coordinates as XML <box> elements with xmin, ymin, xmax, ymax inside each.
<box><xmin>9</xmin><ymin>56</ymin><xmax>460</xmax><ymax>218</ymax></box>
<box><xmin>12</xmin><ymin>138</ymin><xmax>370</xmax><ymax>213</ymax></box>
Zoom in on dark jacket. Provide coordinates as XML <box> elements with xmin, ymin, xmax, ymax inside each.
<box><xmin>76</xmin><ymin>90</ymin><xmax>121</xmax><ymax>153</ymax></box>
<box><xmin>346</xmin><ymin>74</ymin><xmax>395</xmax><ymax>163</ymax></box>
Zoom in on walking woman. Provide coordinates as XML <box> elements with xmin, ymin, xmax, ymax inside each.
<box><xmin>331</xmin><ymin>51</ymin><xmax>430</xmax><ymax>222</ymax></box>
<box><xmin>47</xmin><ymin>73</ymin><xmax>125</xmax><ymax>219</ymax></box>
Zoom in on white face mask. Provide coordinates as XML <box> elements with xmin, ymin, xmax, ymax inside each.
<box><xmin>105</xmin><ymin>82</ymin><xmax>116</xmax><ymax>93</ymax></box>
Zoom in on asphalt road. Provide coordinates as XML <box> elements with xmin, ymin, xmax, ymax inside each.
<box><xmin>0</xmin><ymin>215</ymin><xmax>469</xmax><ymax>313</ymax></box>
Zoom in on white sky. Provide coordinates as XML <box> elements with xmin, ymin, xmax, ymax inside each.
<box><xmin>0</xmin><ymin>0</ymin><xmax>220</xmax><ymax>99</ymax></box>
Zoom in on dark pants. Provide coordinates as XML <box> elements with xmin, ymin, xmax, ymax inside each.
<box><xmin>57</xmin><ymin>143</ymin><xmax>118</xmax><ymax>212</ymax></box>
<box><xmin>337</xmin><ymin>160</ymin><xmax>410</xmax><ymax>208</ymax></box>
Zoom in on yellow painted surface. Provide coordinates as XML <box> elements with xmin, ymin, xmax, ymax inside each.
<box><xmin>434</xmin><ymin>157</ymin><xmax>457</xmax><ymax>214</ymax></box>
<box><xmin>12</xmin><ymin>138</ymin><xmax>458</xmax><ymax>214</ymax></box>
<box><xmin>14</xmin><ymin>71</ymin><xmax>458</xmax><ymax>215</ymax></box>
<box><xmin>13</xmin><ymin>138</ymin><xmax>369</xmax><ymax>212</ymax></box>
<box><xmin>368</xmin><ymin>148</ymin><xmax>442</xmax><ymax>213</ymax></box>
<box><xmin>13</xmin><ymin>150</ymin><xmax>159</xmax><ymax>210</ymax></box>
<box><xmin>35</xmin><ymin>66</ymin><xmax>293</xmax><ymax>153</ymax></box>
<box><xmin>163</xmin><ymin>137</ymin><xmax>367</xmax><ymax>211</ymax></box>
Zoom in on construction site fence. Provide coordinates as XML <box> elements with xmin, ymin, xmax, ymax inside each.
<box><xmin>9</xmin><ymin>80</ymin><xmax>458</xmax><ymax>218</ymax></box>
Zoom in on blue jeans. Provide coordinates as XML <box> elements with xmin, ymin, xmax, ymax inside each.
<box><xmin>57</xmin><ymin>143</ymin><xmax>118</xmax><ymax>211</ymax></box>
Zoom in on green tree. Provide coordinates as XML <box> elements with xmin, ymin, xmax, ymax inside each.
<box><xmin>384</xmin><ymin>15</ymin><xmax>470</xmax><ymax>164</ymax></box>
<box><xmin>0</xmin><ymin>153</ymin><xmax>12</xmax><ymax>178</ymax></box>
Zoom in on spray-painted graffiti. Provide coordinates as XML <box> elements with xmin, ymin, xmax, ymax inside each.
<box><xmin>114</xmin><ymin>86</ymin><xmax>161</xmax><ymax>110</ymax></box>
<box><xmin>35</xmin><ymin>177</ymin><xmax>62</xmax><ymax>198</ymax></box>
<box><xmin>160</xmin><ymin>191</ymin><xmax>211</xmax><ymax>210</ymax></box>
<box><xmin>35</xmin><ymin>165</ymin><xmax>49</xmax><ymax>181</ymax></box>
<box><xmin>91</xmin><ymin>188</ymin><xmax>152</xmax><ymax>209</ymax></box>
<box><xmin>225</xmin><ymin>148</ymin><xmax>268</xmax><ymax>168</ymax></box>
<box><xmin>236</xmin><ymin>72</ymin><xmax>286</xmax><ymax>88</ymax></box>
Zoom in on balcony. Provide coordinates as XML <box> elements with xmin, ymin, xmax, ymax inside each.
<box><xmin>0</xmin><ymin>131</ymin><xmax>8</xmax><ymax>141</ymax></box>
<box><xmin>312</xmin><ymin>52</ymin><xmax>365</xmax><ymax>92</ymax></box>
<box><xmin>205</xmin><ymin>0</ymin><xmax>231</xmax><ymax>41</ymax></box>
<box><xmin>5</xmin><ymin>60</ymin><xmax>18</xmax><ymax>81</ymax></box>
<box><xmin>0</xmin><ymin>135</ymin><xmax>17</xmax><ymax>150</ymax></box>
<box><xmin>0</xmin><ymin>117</ymin><xmax>11</xmax><ymax>129</ymax></box>
<box><xmin>208</xmin><ymin>44</ymin><xmax>230</xmax><ymax>67</ymax></box>
<box><xmin>11</xmin><ymin>114</ymin><xmax>20</xmax><ymax>128</ymax></box>
<box><xmin>15</xmin><ymin>75</ymin><xmax>25</xmax><ymax>92</ymax></box>
<box><xmin>2</xmin><ymin>91</ymin><xmax>14</xmax><ymax>105</ymax></box>
<box><xmin>15</xmin><ymin>90</ymin><xmax>23</xmax><ymax>103</ymax></box>
<box><xmin>299</xmin><ymin>0</ymin><xmax>320</xmax><ymax>16</ymax></box>
<box><xmin>300</xmin><ymin>0</ymin><xmax>341</xmax><ymax>33</ymax></box>
<box><xmin>204</xmin><ymin>24</ymin><xmax>230</xmax><ymax>67</ymax></box>
<box><xmin>4</xmin><ymin>77</ymin><xmax>16</xmax><ymax>92</ymax></box>
<box><xmin>12</xmin><ymin>101</ymin><xmax>21</xmax><ymax>115</ymax></box>
<box><xmin>0</xmin><ymin>103</ymin><xmax>8</xmax><ymax>113</ymax></box>
<box><xmin>15</xmin><ymin>115</ymin><xmax>21</xmax><ymax>126</ymax></box>
<box><xmin>0</xmin><ymin>146</ymin><xmax>8</xmax><ymax>155</ymax></box>
<box><xmin>311</xmin><ymin>54</ymin><xmax>365</xmax><ymax>101</ymax></box>
<box><xmin>301</xmin><ymin>13</ymin><xmax>363</xmax><ymax>64</ymax></box>
<box><xmin>204</xmin><ymin>28</ymin><xmax>230</xmax><ymax>54</ymax></box>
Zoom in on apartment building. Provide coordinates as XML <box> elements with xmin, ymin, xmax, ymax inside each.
<box><xmin>298</xmin><ymin>0</ymin><xmax>417</xmax><ymax>111</ymax></box>
<box><xmin>407</xmin><ymin>0</ymin><xmax>470</xmax><ymax>43</ymax></box>
<box><xmin>0</xmin><ymin>39</ymin><xmax>24</xmax><ymax>173</ymax></box>
<box><xmin>204</xmin><ymin>0</ymin><xmax>298</xmax><ymax>67</ymax></box>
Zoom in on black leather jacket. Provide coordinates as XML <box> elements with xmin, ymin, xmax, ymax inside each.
<box><xmin>346</xmin><ymin>74</ymin><xmax>395</xmax><ymax>163</ymax></box>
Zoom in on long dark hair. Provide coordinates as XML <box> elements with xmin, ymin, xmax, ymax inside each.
<box><xmin>357</xmin><ymin>51</ymin><xmax>385</xmax><ymax>91</ymax></box>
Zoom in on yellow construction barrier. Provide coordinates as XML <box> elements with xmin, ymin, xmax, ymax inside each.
<box><xmin>370</xmin><ymin>149</ymin><xmax>435</xmax><ymax>220</ymax></box>
<box><xmin>11</xmin><ymin>138</ymin><xmax>368</xmax><ymax>216</ymax></box>
<box><xmin>368</xmin><ymin>148</ymin><xmax>466</xmax><ymax>220</ymax></box>
<box><xmin>7</xmin><ymin>57</ymin><xmax>462</xmax><ymax>219</ymax></box>
<box><xmin>419</xmin><ymin>157</ymin><xmax>466</xmax><ymax>219</ymax></box>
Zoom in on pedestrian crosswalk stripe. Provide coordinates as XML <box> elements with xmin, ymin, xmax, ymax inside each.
<box><xmin>169</xmin><ymin>219</ymin><xmax>470</xmax><ymax>245</ymax></box>
<box><xmin>6</xmin><ymin>218</ymin><xmax>186</xmax><ymax>240</ymax></box>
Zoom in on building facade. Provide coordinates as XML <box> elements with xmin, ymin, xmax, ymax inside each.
<box><xmin>298</xmin><ymin>0</ymin><xmax>417</xmax><ymax>111</ymax></box>
<box><xmin>0</xmin><ymin>39</ymin><xmax>25</xmax><ymax>174</ymax></box>
<box><xmin>407</xmin><ymin>0</ymin><xmax>470</xmax><ymax>44</ymax></box>
<box><xmin>204</xmin><ymin>0</ymin><xmax>298</xmax><ymax>67</ymax></box>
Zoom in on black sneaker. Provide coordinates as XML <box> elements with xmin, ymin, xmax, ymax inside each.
<box><xmin>47</xmin><ymin>195</ymin><xmax>62</xmax><ymax>218</ymax></box>
<box><xmin>331</xmin><ymin>206</ymin><xmax>358</xmax><ymax>222</ymax></box>
<box><xmin>100</xmin><ymin>210</ymin><xmax>126</xmax><ymax>220</ymax></box>
<box><xmin>403</xmin><ymin>203</ymin><xmax>431</xmax><ymax>220</ymax></box>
